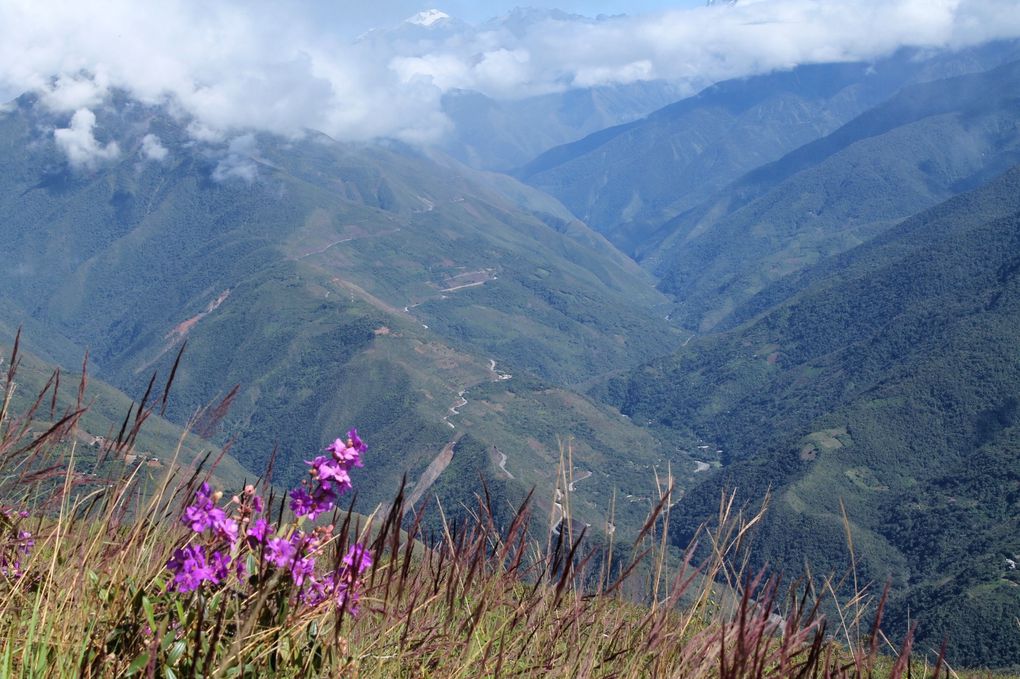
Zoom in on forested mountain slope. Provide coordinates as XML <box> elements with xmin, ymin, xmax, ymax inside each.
<box><xmin>0</xmin><ymin>93</ymin><xmax>684</xmax><ymax>531</ymax></box>
<box><xmin>651</xmin><ymin>57</ymin><xmax>1020</xmax><ymax>331</ymax></box>
<box><xmin>596</xmin><ymin>165</ymin><xmax>1020</xmax><ymax>666</ymax></box>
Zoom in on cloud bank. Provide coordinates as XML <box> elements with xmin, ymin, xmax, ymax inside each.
<box><xmin>140</xmin><ymin>134</ymin><xmax>169</xmax><ymax>162</ymax></box>
<box><xmin>1</xmin><ymin>0</ymin><xmax>1018</xmax><ymax>148</ymax></box>
<box><xmin>53</xmin><ymin>108</ymin><xmax>120</xmax><ymax>169</ymax></box>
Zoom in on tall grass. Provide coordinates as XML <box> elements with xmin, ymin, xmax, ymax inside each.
<box><xmin>0</xmin><ymin>335</ymin><xmax>951</xmax><ymax>678</ymax></box>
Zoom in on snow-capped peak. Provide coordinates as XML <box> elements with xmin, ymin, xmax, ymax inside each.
<box><xmin>406</xmin><ymin>9</ymin><xmax>450</xmax><ymax>27</ymax></box>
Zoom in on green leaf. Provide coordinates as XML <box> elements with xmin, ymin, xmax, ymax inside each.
<box><xmin>142</xmin><ymin>595</ymin><xmax>157</xmax><ymax>632</ymax></box>
<box><xmin>167</xmin><ymin>641</ymin><xmax>187</xmax><ymax>666</ymax></box>
<box><xmin>124</xmin><ymin>652</ymin><xmax>150</xmax><ymax>676</ymax></box>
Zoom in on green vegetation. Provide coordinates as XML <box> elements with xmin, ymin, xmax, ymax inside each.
<box><xmin>599</xmin><ymin>164</ymin><xmax>1020</xmax><ymax>666</ymax></box>
<box><xmin>0</xmin><ymin>94</ymin><xmax>681</xmax><ymax>539</ymax></box>
<box><xmin>653</xmin><ymin>58</ymin><xmax>1020</xmax><ymax>332</ymax></box>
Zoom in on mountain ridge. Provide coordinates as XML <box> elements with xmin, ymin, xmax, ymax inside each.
<box><xmin>597</xmin><ymin>163</ymin><xmax>1020</xmax><ymax>665</ymax></box>
<box><xmin>517</xmin><ymin>40</ymin><xmax>1020</xmax><ymax>252</ymax></box>
<box><xmin>0</xmin><ymin>91</ymin><xmax>688</xmax><ymax>541</ymax></box>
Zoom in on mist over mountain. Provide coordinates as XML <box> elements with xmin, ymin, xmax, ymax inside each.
<box><xmin>439</xmin><ymin>79</ymin><xmax>683</xmax><ymax>169</ymax></box>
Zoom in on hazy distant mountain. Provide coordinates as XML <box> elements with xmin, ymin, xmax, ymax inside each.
<box><xmin>439</xmin><ymin>80</ymin><xmax>683</xmax><ymax>170</ymax></box>
<box><xmin>518</xmin><ymin>41</ymin><xmax>1020</xmax><ymax>252</ymax></box>
<box><xmin>652</xmin><ymin>57</ymin><xmax>1020</xmax><ymax>331</ymax></box>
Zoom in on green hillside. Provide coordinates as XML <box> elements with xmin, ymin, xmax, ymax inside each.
<box><xmin>0</xmin><ymin>93</ymin><xmax>686</xmax><ymax>538</ymax></box>
<box><xmin>598</xmin><ymin>165</ymin><xmax>1020</xmax><ymax>665</ymax></box>
<box><xmin>653</xmin><ymin>58</ymin><xmax>1020</xmax><ymax>331</ymax></box>
<box><xmin>1</xmin><ymin>339</ymin><xmax>251</xmax><ymax>491</ymax></box>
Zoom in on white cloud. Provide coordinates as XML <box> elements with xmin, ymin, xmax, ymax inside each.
<box><xmin>53</xmin><ymin>108</ymin><xmax>120</xmax><ymax>170</ymax></box>
<box><xmin>212</xmin><ymin>134</ymin><xmax>259</xmax><ymax>183</ymax></box>
<box><xmin>573</xmin><ymin>59</ymin><xmax>653</xmax><ymax>88</ymax></box>
<box><xmin>186</xmin><ymin>121</ymin><xmax>226</xmax><ymax>143</ymax></box>
<box><xmin>390</xmin><ymin>54</ymin><xmax>472</xmax><ymax>90</ymax></box>
<box><xmin>140</xmin><ymin>133</ymin><xmax>169</xmax><ymax>161</ymax></box>
<box><xmin>39</xmin><ymin>72</ymin><xmax>109</xmax><ymax>111</ymax></box>
<box><xmin>0</xmin><ymin>0</ymin><xmax>1018</xmax><ymax>146</ymax></box>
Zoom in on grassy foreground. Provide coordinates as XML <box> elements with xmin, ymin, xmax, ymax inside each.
<box><xmin>0</xmin><ymin>336</ymin><xmax>958</xmax><ymax>677</ymax></box>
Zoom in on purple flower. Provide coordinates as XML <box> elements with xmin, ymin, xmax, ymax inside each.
<box><xmin>289</xmin><ymin>487</ymin><xmax>316</xmax><ymax>518</ymax></box>
<box><xmin>343</xmin><ymin>544</ymin><xmax>373</xmax><ymax>575</ymax></box>
<box><xmin>333</xmin><ymin>580</ymin><xmax>361</xmax><ymax>615</ymax></box>
<box><xmin>308</xmin><ymin>456</ymin><xmax>353</xmax><ymax>490</ymax></box>
<box><xmin>16</xmin><ymin>531</ymin><xmax>33</xmax><ymax>555</ymax></box>
<box><xmin>181</xmin><ymin>485</ymin><xmax>238</xmax><ymax>544</ymax></box>
<box><xmin>252</xmin><ymin>495</ymin><xmax>264</xmax><ymax>514</ymax></box>
<box><xmin>325</xmin><ymin>439</ymin><xmax>363</xmax><ymax>469</ymax></box>
<box><xmin>265</xmin><ymin>537</ymin><xmax>296</xmax><ymax>569</ymax></box>
<box><xmin>196</xmin><ymin>483</ymin><xmax>212</xmax><ymax>502</ymax></box>
<box><xmin>182</xmin><ymin>504</ymin><xmax>213</xmax><ymax>533</ymax></box>
<box><xmin>298</xmin><ymin>571</ymin><xmax>364</xmax><ymax>614</ymax></box>
<box><xmin>166</xmin><ymin>544</ymin><xmax>217</xmax><ymax>592</ymax></box>
<box><xmin>182</xmin><ymin>483</ymin><xmax>217</xmax><ymax>532</ymax></box>
<box><xmin>300</xmin><ymin>575</ymin><xmax>329</xmax><ymax>606</ymax></box>
<box><xmin>289</xmin><ymin>485</ymin><xmax>338</xmax><ymax>520</ymax></box>
<box><xmin>291</xmin><ymin>556</ymin><xmax>316</xmax><ymax>587</ymax></box>
<box><xmin>1</xmin><ymin>521</ymin><xmax>33</xmax><ymax>577</ymax></box>
<box><xmin>246</xmin><ymin>518</ymin><xmax>272</xmax><ymax>548</ymax></box>
<box><xmin>347</xmin><ymin>429</ymin><xmax>367</xmax><ymax>453</ymax></box>
<box><xmin>209</xmin><ymin>509</ymin><xmax>239</xmax><ymax>544</ymax></box>
<box><xmin>210</xmin><ymin>550</ymin><xmax>232</xmax><ymax>582</ymax></box>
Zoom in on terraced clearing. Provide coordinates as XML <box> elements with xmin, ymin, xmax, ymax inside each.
<box><xmin>799</xmin><ymin>427</ymin><xmax>851</xmax><ymax>461</ymax></box>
